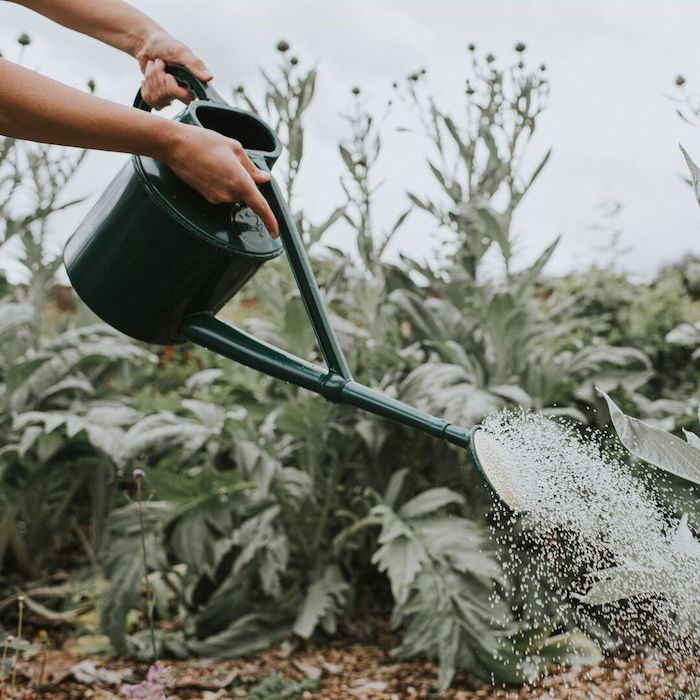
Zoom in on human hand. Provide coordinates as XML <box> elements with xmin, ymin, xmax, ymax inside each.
<box><xmin>135</xmin><ymin>31</ymin><xmax>213</xmax><ymax>109</ymax></box>
<box><xmin>162</xmin><ymin>123</ymin><xmax>280</xmax><ymax>237</ymax></box>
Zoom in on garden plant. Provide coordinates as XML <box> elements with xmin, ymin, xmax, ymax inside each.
<box><xmin>0</xmin><ymin>31</ymin><xmax>699</xmax><ymax>698</ymax></box>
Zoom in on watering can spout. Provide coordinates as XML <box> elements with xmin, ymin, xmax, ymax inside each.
<box><xmin>181</xmin><ymin>311</ymin><xmax>472</xmax><ymax>450</ymax></box>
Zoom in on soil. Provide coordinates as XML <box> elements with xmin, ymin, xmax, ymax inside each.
<box><xmin>4</xmin><ymin>624</ymin><xmax>698</xmax><ymax>700</ymax></box>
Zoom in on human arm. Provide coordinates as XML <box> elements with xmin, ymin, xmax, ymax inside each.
<box><xmin>0</xmin><ymin>59</ymin><xmax>279</xmax><ymax>236</ymax></box>
<box><xmin>9</xmin><ymin>0</ymin><xmax>212</xmax><ymax>109</ymax></box>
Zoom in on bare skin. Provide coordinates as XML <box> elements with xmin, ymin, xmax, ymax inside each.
<box><xmin>2</xmin><ymin>0</ymin><xmax>279</xmax><ymax>236</ymax></box>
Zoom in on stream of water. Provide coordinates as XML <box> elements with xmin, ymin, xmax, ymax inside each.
<box><xmin>480</xmin><ymin>410</ymin><xmax>700</xmax><ymax>693</ymax></box>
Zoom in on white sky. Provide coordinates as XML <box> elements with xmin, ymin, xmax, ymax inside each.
<box><xmin>2</xmin><ymin>0</ymin><xmax>700</xmax><ymax>283</ymax></box>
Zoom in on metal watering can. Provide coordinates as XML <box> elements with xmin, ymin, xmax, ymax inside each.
<box><xmin>63</xmin><ymin>66</ymin><xmax>511</xmax><ymax>508</ymax></box>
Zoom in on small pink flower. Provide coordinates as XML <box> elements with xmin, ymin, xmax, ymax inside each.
<box><xmin>132</xmin><ymin>468</ymin><xmax>146</xmax><ymax>480</ymax></box>
<box><xmin>121</xmin><ymin>662</ymin><xmax>172</xmax><ymax>699</ymax></box>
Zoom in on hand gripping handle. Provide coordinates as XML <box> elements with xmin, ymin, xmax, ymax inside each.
<box><xmin>133</xmin><ymin>63</ymin><xmax>227</xmax><ymax>111</ymax></box>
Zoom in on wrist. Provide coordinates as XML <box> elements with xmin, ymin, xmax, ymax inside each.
<box><xmin>128</xmin><ymin>23</ymin><xmax>163</xmax><ymax>59</ymax></box>
<box><xmin>147</xmin><ymin>120</ymin><xmax>189</xmax><ymax>164</ymax></box>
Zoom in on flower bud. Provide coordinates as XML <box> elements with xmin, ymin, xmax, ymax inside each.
<box><xmin>276</xmin><ymin>40</ymin><xmax>290</xmax><ymax>53</ymax></box>
<box><xmin>17</xmin><ymin>33</ymin><xmax>31</xmax><ymax>47</ymax></box>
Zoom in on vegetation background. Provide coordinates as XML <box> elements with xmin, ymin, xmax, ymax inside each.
<box><xmin>1</xmin><ymin>28</ymin><xmax>700</xmax><ymax>694</ymax></box>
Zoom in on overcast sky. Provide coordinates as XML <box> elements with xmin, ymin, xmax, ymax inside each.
<box><xmin>2</xmin><ymin>0</ymin><xmax>700</xmax><ymax>283</ymax></box>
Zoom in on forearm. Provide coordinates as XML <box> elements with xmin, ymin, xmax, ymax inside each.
<box><xmin>0</xmin><ymin>58</ymin><xmax>179</xmax><ymax>158</ymax></box>
<box><xmin>9</xmin><ymin>0</ymin><xmax>161</xmax><ymax>56</ymax></box>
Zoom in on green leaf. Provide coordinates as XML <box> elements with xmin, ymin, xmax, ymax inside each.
<box><xmin>189</xmin><ymin>610</ymin><xmax>291</xmax><ymax>658</ymax></box>
<box><xmin>293</xmin><ymin>565</ymin><xmax>349</xmax><ymax>638</ymax></box>
<box><xmin>522</xmin><ymin>148</ymin><xmax>552</xmax><ymax>196</ymax></box>
<box><xmin>0</xmin><ymin>301</ymin><xmax>32</xmax><ymax>339</ymax></box>
<box><xmin>680</xmin><ymin>144</ymin><xmax>700</xmax><ymax>205</ymax></box>
<box><xmin>339</xmin><ymin>145</ymin><xmax>354</xmax><ymax>173</ymax></box>
<box><xmin>576</xmin><ymin>566</ymin><xmax>665</xmax><ymax>606</ymax></box>
<box><xmin>535</xmin><ymin>631</ymin><xmax>602</xmax><ymax>667</ymax></box>
<box><xmin>684</xmin><ymin>429</ymin><xmax>700</xmax><ymax>449</ymax></box>
<box><xmin>599</xmin><ymin>389</ymin><xmax>700</xmax><ymax>485</ymax></box>
<box><xmin>513</xmin><ymin>236</ymin><xmax>559</xmax><ymax>296</ymax></box>
<box><xmin>185</xmin><ymin>368</ymin><xmax>224</xmax><ymax>392</ymax></box>
<box><xmin>399</xmin><ymin>488</ymin><xmax>465</xmax><ymax>519</ymax></box>
<box><xmin>384</xmin><ymin>468</ymin><xmax>409</xmax><ymax>509</ymax></box>
<box><xmin>407</xmin><ymin>192</ymin><xmax>437</xmax><ymax>215</ymax></box>
<box><xmin>372</xmin><ymin>532</ymin><xmax>426</xmax><ymax>606</ymax></box>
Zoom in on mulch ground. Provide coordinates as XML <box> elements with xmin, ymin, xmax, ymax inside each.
<box><xmin>4</xmin><ymin>624</ymin><xmax>699</xmax><ymax>699</ymax></box>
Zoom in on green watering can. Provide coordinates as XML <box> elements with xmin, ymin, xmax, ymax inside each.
<box><xmin>63</xmin><ymin>65</ymin><xmax>513</xmax><ymax>510</ymax></box>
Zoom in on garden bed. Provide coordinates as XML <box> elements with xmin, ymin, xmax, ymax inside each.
<box><xmin>9</xmin><ymin>624</ymin><xmax>698</xmax><ymax>699</ymax></box>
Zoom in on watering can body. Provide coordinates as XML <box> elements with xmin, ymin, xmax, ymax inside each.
<box><xmin>62</xmin><ymin>66</ymin><xmax>505</xmax><ymax>503</ymax></box>
<box><xmin>64</xmin><ymin>67</ymin><xmax>283</xmax><ymax>345</ymax></box>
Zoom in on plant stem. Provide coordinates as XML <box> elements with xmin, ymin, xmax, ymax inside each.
<box><xmin>10</xmin><ymin>595</ymin><xmax>24</xmax><ymax>695</ymax></box>
<box><xmin>0</xmin><ymin>634</ymin><xmax>10</xmax><ymax>692</ymax></box>
<box><xmin>136</xmin><ymin>479</ymin><xmax>157</xmax><ymax>660</ymax></box>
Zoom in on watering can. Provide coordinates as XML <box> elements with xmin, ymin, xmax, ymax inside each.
<box><xmin>63</xmin><ymin>65</ymin><xmax>512</xmax><ymax>509</ymax></box>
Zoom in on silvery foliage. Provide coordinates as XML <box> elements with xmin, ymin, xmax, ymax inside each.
<box><xmin>580</xmin><ymin>148</ymin><xmax>700</xmax><ymax>608</ymax></box>
<box><xmin>575</xmin><ymin>390</ymin><xmax>700</xmax><ymax>612</ymax></box>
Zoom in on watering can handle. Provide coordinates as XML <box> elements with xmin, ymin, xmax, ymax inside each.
<box><xmin>257</xmin><ymin>173</ymin><xmax>353</xmax><ymax>380</ymax></box>
<box><xmin>133</xmin><ymin>63</ymin><xmax>227</xmax><ymax>111</ymax></box>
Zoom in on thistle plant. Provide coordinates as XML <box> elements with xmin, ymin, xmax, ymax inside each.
<box><xmin>400</xmin><ymin>42</ymin><xmax>550</xmax><ymax>277</ymax></box>
<box><xmin>339</xmin><ymin>86</ymin><xmax>409</xmax><ymax>273</ymax></box>
<box><xmin>233</xmin><ymin>39</ymin><xmax>316</xmax><ymax>209</ymax></box>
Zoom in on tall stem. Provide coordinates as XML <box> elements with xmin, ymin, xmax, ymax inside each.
<box><xmin>10</xmin><ymin>595</ymin><xmax>23</xmax><ymax>694</ymax></box>
<box><xmin>136</xmin><ymin>478</ymin><xmax>157</xmax><ymax>660</ymax></box>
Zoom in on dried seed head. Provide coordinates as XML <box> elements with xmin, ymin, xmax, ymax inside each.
<box><xmin>352</xmin><ymin>86</ymin><xmax>361</xmax><ymax>95</ymax></box>
<box><xmin>486</xmin><ymin>53</ymin><xmax>495</xmax><ymax>64</ymax></box>
<box><xmin>467</xmin><ymin>43</ymin><xmax>476</xmax><ymax>52</ymax></box>
<box><xmin>290</xmin><ymin>56</ymin><xmax>299</xmax><ymax>66</ymax></box>
<box><xmin>87</xmin><ymin>79</ymin><xmax>96</xmax><ymax>93</ymax></box>
<box><xmin>515</xmin><ymin>42</ymin><xmax>526</xmax><ymax>52</ymax></box>
<box><xmin>276</xmin><ymin>40</ymin><xmax>290</xmax><ymax>53</ymax></box>
<box><xmin>17</xmin><ymin>33</ymin><xmax>31</xmax><ymax>47</ymax></box>
<box><xmin>676</xmin><ymin>75</ymin><xmax>687</xmax><ymax>87</ymax></box>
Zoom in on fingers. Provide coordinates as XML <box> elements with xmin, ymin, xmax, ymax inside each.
<box><xmin>163</xmin><ymin>74</ymin><xmax>195</xmax><ymax>104</ymax></box>
<box><xmin>228</xmin><ymin>146</ymin><xmax>276</xmax><ymax>234</ymax></box>
<box><xmin>142</xmin><ymin>58</ymin><xmax>192</xmax><ymax>109</ymax></box>
<box><xmin>179</xmin><ymin>50</ymin><xmax>213</xmax><ymax>82</ymax></box>
<box><xmin>232</xmin><ymin>143</ymin><xmax>271</xmax><ymax>183</ymax></box>
<box><xmin>240</xmin><ymin>182</ymin><xmax>279</xmax><ymax>238</ymax></box>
